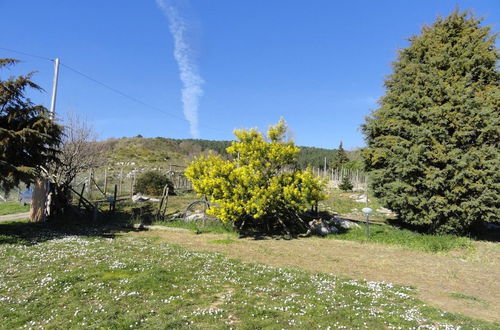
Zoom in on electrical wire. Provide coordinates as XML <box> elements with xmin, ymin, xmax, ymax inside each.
<box><xmin>0</xmin><ymin>46</ymin><xmax>53</xmax><ymax>62</ymax></box>
<box><xmin>0</xmin><ymin>46</ymin><xmax>224</xmax><ymax>133</ymax></box>
<box><xmin>59</xmin><ymin>62</ymin><xmax>186</xmax><ymax>121</ymax></box>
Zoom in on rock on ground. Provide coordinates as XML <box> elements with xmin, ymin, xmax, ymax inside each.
<box><xmin>331</xmin><ymin>217</ymin><xmax>360</xmax><ymax>229</ymax></box>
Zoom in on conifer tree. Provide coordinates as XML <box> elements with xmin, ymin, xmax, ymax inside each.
<box><xmin>0</xmin><ymin>58</ymin><xmax>62</xmax><ymax>192</ymax></box>
<box><xmin>338</xmin><ymin>175</ymin><xmax>353</xmax><ymax>192</ymax></box>
<box><xmin>362</xmin><ymin>11</ymin><xmax>499</xmax><ymax>234</ymax></box>
<box><xmin>330</xmin><ymin>141</ymin><xmax>349</xmax><ymax>170</ymax></box>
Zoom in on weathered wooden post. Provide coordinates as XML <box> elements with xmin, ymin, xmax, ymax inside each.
<box><xmin>87</xmin><ymin>169</ymin><xmax>93</xmax><ymax>199</ymax></box>
<box><xmin>157</xmin><ymin>185</ymin><xmax>169</xmax><ymax>219</ymax></box>
<box><xmin>130</xmin><ymin>169</ymin><xmax>136</xmax><ymax>198</ymax></box>
<box><xmin>78</xmin><ymin>183</ymin><xmax>86</xmax><ymax>208</ymax></box>
<box><xmin>119</xmin><ymin>167</ymin><xmax>123</xmax><ymax>196</ymax></box>
<box><xmin>110</xmin><ymin>184</ymin><xmax>117</xmax><ymax>212</ymax></box>
<box><xmin>103</xmin><ymin>168</ymin><xmax>108</xmax><ymax>195</ymax></box>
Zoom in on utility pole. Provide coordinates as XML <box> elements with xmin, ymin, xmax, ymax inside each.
<box><xmin>49</xmin><ymin>58</ymin><xmax>60</xmax><ymax>119</ymax></box>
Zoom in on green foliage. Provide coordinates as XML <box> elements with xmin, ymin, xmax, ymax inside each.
<box><xmin>342</xmin><ymin>148</ymin><xmax>365</xmax><ymax>171</ymax></box>
<box><xmin>135</xmin><ymin>171</ymin><xmax>174</xmax><ymax>196</ymax></box>
<box><xmin>182</xmin><ymin>139</ymin><xmax>231</xmax><ymax>156</ymax></box>
<box><xmin>0</xmin><ymin>202</ymin><xmax>30</xmax><ymax>215</ymax></box>
<box><xmin>0</xmin><ymin>59</ymin><xmax>62</xmax><ymax>192</ymax></box>
<box><xmin>338</xmin><ymin>176</ymin><xmax>354</xmax><ymax>192</ymax></box>
<box><xmin>330</xmin><ymin>141</ymin><xmax>350</xmax><ymax>170</ymax></box>
<box><xmin>102</xmin><ymin>136</ymin><xmax>344</xmax><ymax>170</ymax></box>
<box><xmin>449</xmin><ymin>293</ymin><xmax>483</xmax><ymax>303</ymax></box>
<box><xmin>362</xmin><ymin>10</ymin><xmax>500</xmax><ymax>235</ymax></box>
<box><xmin>328</xmin><ymin>224</ymin><xmax>473</xmax><ymax>253</ymax></box>
<box><xmin>296</xmin><ymin>146</ymin><xmax>337</xmax><ymax>170</ymax></box>
<box><xmin>185</xmin><ymin>119</ymin><xmax>326</xmax><ymax>233</ymax></box>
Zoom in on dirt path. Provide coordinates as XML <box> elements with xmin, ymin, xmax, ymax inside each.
<box><xmin>131</xmin><ymin>227</ymin><xmax>500</xmax><ymax>323</ymax></box>
<box><xmin>0</xmin><ymin>212</ymin><xmax>29</xmax><ymax>222</ymax></box>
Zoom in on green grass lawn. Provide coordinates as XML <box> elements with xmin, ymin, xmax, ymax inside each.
<box><xmin>0</xmin><ymin>202</ymin><xmax>30</xmax><ymax>216</ymax></box>
<box><xmin>158</xmin><ymin>217</ymin><xmax>473</xmax><ymax>253</ymax></box>
<box><xmin>154</xmin><ymin>218</ymin><xmax>237</xmax><ymax>235</ymax></box>
<box><xmin>327</xmin><ymin>224</ymin><xmax>474</xmax><ymax>253</ymax></box>
<box><xmin>0</xmin><ymin>223</ymin><xmax>493</xmax><ymax>329</ymax></box>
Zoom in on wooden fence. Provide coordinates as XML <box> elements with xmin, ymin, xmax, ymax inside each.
<box><xmin>71</xmin><ymin>165</ymin><xmax>192</xmax><ymax>201</ymax></box>
<box><xmin>311</xmin><ymin>167</ymin><xmax>367</xmax><ymax>191</ymax></box>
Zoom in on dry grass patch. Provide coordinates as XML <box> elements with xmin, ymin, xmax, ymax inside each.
<box><xmin>132</xmin><ymin>228</ymin><xmax>500</xmax><ymax>323</ymax></box>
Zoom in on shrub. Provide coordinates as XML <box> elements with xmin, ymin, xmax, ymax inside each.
<box><xmin>185</xmin><ymin>119</ymin><xmax>327</xmax><ymax>234</ymax></box>
<box><xmin>135</xmin><ymin>171</ymin><xmax>174</xmax><ymax>196</ymax></box>
<box><xmin>338</xmin><ymin>176</ymin><xmax>353</xmax><ymax>192</ymax></box>
<box><xmin>362</xmin><ymin>11</ymin><xmax>499</xmax><ymax>235</ymax></box>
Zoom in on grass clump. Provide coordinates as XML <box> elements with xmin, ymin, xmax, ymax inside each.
<box><xmin>329</xmin><ymin>225</ymin><xmax>473</xmax><ymax>252</ymax></box>
<box><xmin>155</xmin><ymin>219</ymin><xmax>236</xmax><ymax>235</ymax></box>
<box><xmin>0</xmin><ymin>202</ymin><xmax>30</xmax><ymax>215</ymax></box>
<box><xmin>450</xmin><ymin>293</ymin><xmax>482</xmax><ymax>302</ymax></box>
<box><xmin>209</xmin><ymin>238</ymin><xmax>235</xmax><ymax>245</ymax></box>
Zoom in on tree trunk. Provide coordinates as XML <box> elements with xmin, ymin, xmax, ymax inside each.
<box><xmin>30</xmin><ymin>178</ymin><xmax>47</xmax><ymax>222</ymax></box>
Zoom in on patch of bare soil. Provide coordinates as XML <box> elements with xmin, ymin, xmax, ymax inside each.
<box><xmin>130</xmin><ymin>228</ymin><xmax>500</xmax><ymax>323</ymax></box>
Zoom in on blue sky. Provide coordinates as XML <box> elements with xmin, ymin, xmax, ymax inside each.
<box><xmin>1</xmin><ymin>0</ymin><xmax>498</xmax><ymax>149</ymax></box>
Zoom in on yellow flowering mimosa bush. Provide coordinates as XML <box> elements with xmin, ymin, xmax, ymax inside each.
<box><xmin>185</xmin><ymin>119</ymin><xmax>326</xmax><ymax>234</ymax></box>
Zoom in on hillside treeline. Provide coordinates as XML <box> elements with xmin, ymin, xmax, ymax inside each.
<box><xmin>100</xmin><ymin>136</ymin><xmax>362</xmax><ymax>170</ymax></box>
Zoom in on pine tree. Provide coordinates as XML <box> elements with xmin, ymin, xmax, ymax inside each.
<box><xmin>338</xmin><ymin>175</ymin><xmax>353</xmax><ymax>192</ymax></box>
<box><xmin>330</xmin><ymin>141</ymin><xmax>349</xmax><ymax>170</ymax></box>
<box><xmin>0</xmin><ymin>58</ymin><xmax>62</xmax><ymax>192</ymax></box>
<box><xmin>362</xmin><ymin>11</ymin><xmax>499</xmax><ymax>234</ymax></box>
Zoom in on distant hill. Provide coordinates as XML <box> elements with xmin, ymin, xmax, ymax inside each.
<box><xmin>100</xmin><ymin>136</ymin><xmax>360</xmax><ymax>170</ymax></box>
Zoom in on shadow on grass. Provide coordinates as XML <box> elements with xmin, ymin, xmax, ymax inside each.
<box><xmin>0</xmin><ymin>210</ymin><xmax>141</xmax><ymax>246</ymax></box>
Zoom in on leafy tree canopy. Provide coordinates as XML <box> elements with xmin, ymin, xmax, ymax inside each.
<box><xmin>362</xmin><ymin>10</ymin><xmax>499</xmax><ymax>234</ymax></box>
<box><xmin>0</xmin><ymin>58</ymin><xmax>62</xmax><ymax>192</ymax></box>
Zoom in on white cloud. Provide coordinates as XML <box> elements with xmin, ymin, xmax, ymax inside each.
<box><xmin>156</xmin><ymin>0</ymin><xmax>203</xmax><ymax>138</ymax></box>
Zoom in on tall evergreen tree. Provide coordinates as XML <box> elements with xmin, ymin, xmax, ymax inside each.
<box><xmin>0</xmin><ymin>58</ymin><xmax>62</xmax><ymax>192</ymax></box>
<box><xmin>362</xmin><ymin>10</ymin><xmax>499</xmax><ymax>234</ymax></box>
<box><xmin>330</xmin><ymin>141</ymin><xmax>349</xmax><ymax>170</ymax></box>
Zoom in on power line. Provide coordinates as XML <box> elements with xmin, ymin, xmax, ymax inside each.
<box><xmin>0</xmin><ymin>46</ymin><xmax>53</xmax><ymax>62</ymax></box>
<box><xmin>0</xmin><ymin>46</ymin><xmax>224</xmax><ymax>133</ymax></box>
<box><xmin>59</xmin><ymin>62</ymin><xmax>186</xmax><ymax>122</ymax></box>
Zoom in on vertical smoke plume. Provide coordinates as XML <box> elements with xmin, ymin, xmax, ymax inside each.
<box><xmin>156</xmin><ymin>0</ymin><xmax>203</xmax><ymax>138</ymax></box>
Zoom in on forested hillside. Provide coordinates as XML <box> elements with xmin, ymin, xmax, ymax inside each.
<box><xmin>100</xmin><ymin>136</ymin><xmax>361</xmax><ymax>169</ymax></box>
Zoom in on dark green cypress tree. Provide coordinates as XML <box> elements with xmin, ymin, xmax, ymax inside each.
<box><xmin>362</xmin><ymin>10</ymin><xmax>499</xmax><ymax>235</ymax></box>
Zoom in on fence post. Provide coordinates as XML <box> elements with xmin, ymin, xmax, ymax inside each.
<box><xmin>103</xmin><ymin>168</ymin><xmax>108</xmax><ymax>195</ymax></box>
<box><xmin>130</xmin><ymin>169</ymin><xmax>136</xmax><ymax>198</ymax></box>
<box><xmin>88</xmin><ymin>169</ymin><xmax>93</xmax><ymax>199</ymax></box>
<box><xmin>119</xmin><ymin>167</ymin><xmax>123</xmax><ymax>196</ymax></box>
<box><xmin>78</xmin><ymin>183</ymin><xmax>86</xmax><ymax>208</ymax></box>
<box><xmin>110</xmin><ymin>184</ymin><xmax>117</xmax><ymax>212</ymax></box>
<box><xmin>323</xmin><ymin>157</ymin><xmax>327</xmax><ymax>177</ymax></box>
